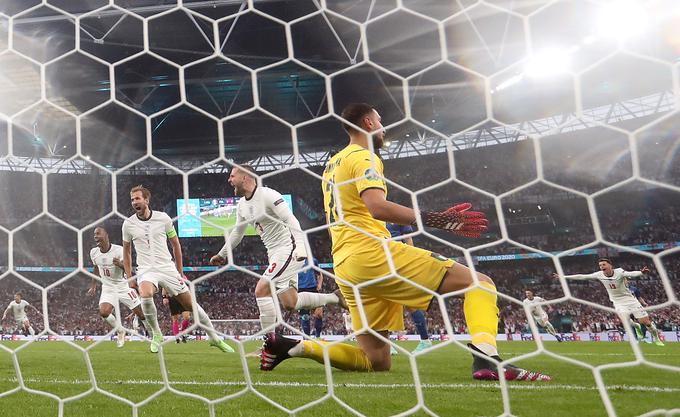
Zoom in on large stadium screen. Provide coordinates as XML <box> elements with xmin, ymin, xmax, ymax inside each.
<box><xmin>176</xmin><ymin>195</ymin><xmax>293</xmax><ymax>238</ymax></box>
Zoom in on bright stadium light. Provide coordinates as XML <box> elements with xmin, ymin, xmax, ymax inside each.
<box><xmin>597</xmin><ymin>0</ymin><xmax>649</xmax><ymax>40</ymax></box>
<box><xmin>525</xmin><ymin>48</ymin><xmax>572</xmax><ymax>78</ymax></box>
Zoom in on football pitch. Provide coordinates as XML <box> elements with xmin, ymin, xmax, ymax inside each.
<box><xmin>0</xmin><ymin>341</ymin><xmax>677</xmax><ymax>417</ymax></box>
<box><xmin>200</xmin><ymin>214</ymin><xmax>257</xmax><ymax>237</ymax></box>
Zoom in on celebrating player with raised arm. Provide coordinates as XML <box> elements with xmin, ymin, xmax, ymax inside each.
<box><xmin>554</xmin><ymin>258</ymin><xmax>663</xmax><ymax>346</ymax></box>
<box><xmin>522</xmin><ymin>290</ymin><xmax>562</xmax><ymax>342</ymax></box>
<box><xmin>259</xmin><ymin>103</ymin><xmax>551</xmax><ymax>381</ymax></box>
<box><xmin>88</xmin><ymin>226</ymin><xmax>151</xmax><ymax>347</ymax></box>
<box><xmin>209</xmin><ymin>165</ymin><xmax>346</xmax><ymax>334</ymax></box>
<box><xmin>2</xmin><ymin>293</ymin><xmax>41</xmax><ymax>337</ymax></box>
<box><xmin>122</xmin><ymin>185</ymin><xmax>233</xmax><ymax>353</ymax></box>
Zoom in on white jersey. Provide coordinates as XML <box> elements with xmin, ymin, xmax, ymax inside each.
<box><xmin>90</xmin><ymin>244</ymin><xmax>127</xmax><ymax>290</ymax></box>
<box><xmin>122</xmin><ymin>210</ymin><xmax>177</xmax><ymax>269</ymax></box>
<box><xmin>523</xmin><ymin>296</ymin><xmax>547</xmax><ymax>318</ymax></box>
<box><xmin>564</xmin><ymin>268</ymin><xmax>644</xmax><ymax>304</ymax></box>
<box><xmin>8</xmin><ymin>300</ymin><xmax>29</xmax><ymax>320</ymax></box>
<box><xmin>219</xmin><ymin>186</ymin><xmax>304</xmax><ymax>259</ymax></box>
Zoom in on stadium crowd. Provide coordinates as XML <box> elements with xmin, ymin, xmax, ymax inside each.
<box><xmin>1</xmin><ymin>142</ymin><xmax>679</xmax><ymax>337</ymax></box>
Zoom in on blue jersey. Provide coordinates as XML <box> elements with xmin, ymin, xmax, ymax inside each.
<box><xmin>629</xmin><ymin>284</ymin><xmax>641</xmax><ymax>300</ymax></box>
<box><xmin>386</xmin><ymin>223</ymin><xmax>413</xmax><ymax>238</ymax></box>
<box><xmin>297</xmin><ymin>258</ymin><xmax>319</xmax><ymax>289</ymax></box>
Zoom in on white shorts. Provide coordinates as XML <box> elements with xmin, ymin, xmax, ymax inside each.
<box><xmin>137</xmin><ymin>265</ymin><xmax>188</xmax><ymax>297</ymax></box>
<box><xmin>262</xmin><ymin>251</ymin><xmax>304</xmax><ymax>295</ymax></box>
<box><xmin>99</xmin><ymin>286</ymin><xmax>141</xmax><ymax>310</ymax></box>
<box><xmin>15</xmin><ymin>317</ymin><xmax>27</xmax><ymax>327</ymax></box>
<box><xmin>615</xmin><ymin>299</ymin><xmax>648</xmax><ymax>319</ymax></box>
<box><xmin>533</xmin><ymin>314</ymin><xmax>550</xmax><ymax>327</ymax></box>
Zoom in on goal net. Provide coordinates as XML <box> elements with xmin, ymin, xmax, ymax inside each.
<box><xmin>0</xmin><ymin>0</ymin><xmax>678</xmax><ymax>416</ymax></box>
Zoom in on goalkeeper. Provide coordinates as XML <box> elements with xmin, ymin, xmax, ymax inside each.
<box><xmin>260</xmin><ymin>103</ymin><xmax>551</xmax><ymax>382</ymax></box>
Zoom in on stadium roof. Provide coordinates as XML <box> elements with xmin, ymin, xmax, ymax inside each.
<box><xmin>0</xmin><ymin>0</ymin><xmax>676</xmax><ymax>172</ymax></box>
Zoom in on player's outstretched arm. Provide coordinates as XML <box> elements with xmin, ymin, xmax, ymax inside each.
<box><xmin>623</xmin><ymin>266</ymin><xmax>650</xmax><ymax>278</ymax></box>
<box><xmin>361</xmin><ymin>189</ymin><xmax>488</xmax><ymax>238</ymax></box>
<box><xmin>552</xmin><ymin>272</ymin><xmax>600</xmax><ymax>280</ymax></box>
<box><xmin>29</xmin><ymin>304</ymin><xmax>42</xmax><ymax>317</ymax></box>
<box><xmin>1</xmin><ymin>305</ymin><xmax>9</xmax><ymax>320</ymax></box>
<box><xmin>211</xmin><ymin>216</ymin><xmax>248</xmax><ymax>265</ymax></box>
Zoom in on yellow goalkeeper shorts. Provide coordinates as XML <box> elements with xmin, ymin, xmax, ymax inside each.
<box><xmin>333</xmin><ymin>240</ymin><xmax>454</xmax><ymax>332</ymax></box>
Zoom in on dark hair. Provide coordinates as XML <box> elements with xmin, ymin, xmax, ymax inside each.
<box><xmin>130</xmin><ymin>185</ymin><xmax>151</xmax><ymax>200</ymax></box>
<box><xmin>14</xmin><ymin>292</ymin><xmax>21</xmax><ymax>297</ymax></box>
<box><xmin>94</xmin><ymin>225</ymin><xmax>108</xmax><ymax>234</ymax></box>
<box><xmin>598</xmin><ymin>258</ymin><xmax>613</xmax><ymax>265</ymax></box>
<box><xmin>340</xmin><ymin>103</ymin><xmax>375</xmax><ymax>133</ymax></box>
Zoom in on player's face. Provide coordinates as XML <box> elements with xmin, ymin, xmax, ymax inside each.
<box><xmin>525</xmin><ymin>291</ymin><xmax>533</xmax><ymax>300</ymax></box>
<box><xmin>14</xmin><ymin>294</ymin><xmax>20</xmax><ymax>303</ymax></box>
<box><xmin>228</xmin><ymin>168</ymin><xmax>246</xmax><ymax>196</ymax></box>
<box><xmin>599</xmin><ymin>261</ymin><xmax>612</xmax><ymax>274</ymax></box>
<box><xmin>93</xmin><ymin>227</ymin><xmax>108</xmax><ymax>247</ymax></box>
<box><xmin>364</xmin><ymin>110</ymin><xmax>385</xmax><ymax>150</ymax></box>
<box><xmin>130</xmin><ymin>191</ymin><xmax>148</xmax><ymax>214</ymax></box>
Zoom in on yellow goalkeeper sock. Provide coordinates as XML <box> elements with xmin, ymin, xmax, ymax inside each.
<box><xmin>464</xmin><ymin>281</ymin><xmax>500</xmax><ymax>356</ymax></box>
<box><xmin>300</xmin><ymin>340</ymin><xmax>373</xmax><ymax>372</ymax></box>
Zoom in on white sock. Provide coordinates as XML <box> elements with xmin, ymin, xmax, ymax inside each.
<box><xmin>28</xmin><ymin>326</ymin><xmax>35</xmax><ymax>336</ymax></box>
<box><xmin>474</xmin><ymin>342</ymin><xmax>498</xmax><ymax>358</ymax></box>
<box><xmin>140</xmin><ymin>298</ymin><xmax>161</xmax><ymax>336</ymax></box>
<box><xmin>193</xmin><ymin>302</ymin><xmax>220</xmax><ymax>341</ymax></box>
<box><xmin>545</xmin><ymin>322</ymin><xmax>557</xmax><ymax>336</ymax></box>
<box><xmin>257</xmin><ymin>297</ymin><xmax>277</xmax><ymax>332</ymax></box>
<box><xmin>103</xmin><ymin>314</ymin><xmax>117</xmax><ymax>329</ymax></box>
<box><xmin>294</xmin><ymin>292</ymin><xmax>339</xmax><ymax>310</ymax></box>
<box><xmin>288</xmin><ymin>340</ymin><xmax>304</xmax><ymax>357</ymax></box>
<box><xmin>648</xmin><ymin>322</ymin><xmax>659</xmax><ymax>340</ymax></box>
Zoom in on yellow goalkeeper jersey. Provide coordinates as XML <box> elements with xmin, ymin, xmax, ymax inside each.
<box><xmin>322</xmin><ymin>144</ymin><xmax>390</xmax><ymax>266</ymax></box>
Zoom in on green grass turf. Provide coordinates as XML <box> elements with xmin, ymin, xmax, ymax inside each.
<box><xmin>0</xmin><ymin>340</ymin><xmax>677</xmax><ymax>417</ymax></box>
<box><xmin>199</xmin><ymin>215</ymin><xmax>257</xmax><ymax>237</ymax></box>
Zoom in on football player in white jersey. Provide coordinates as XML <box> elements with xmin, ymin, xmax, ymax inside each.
<box><xmin>522</xmin><ymin>290</ymin><xmax>562</xmax><ymax>342</ymax></box>
<box><xmin>554</xmin><ymin>258</ymin><xmax>663</xmax><ymax>346</ymax></box>
<box><xmin>88</xmin><ymin>226</ymin><xmax>151</xmax><ymax>347</ymax></box>
<box><xmin>122</xmin><ymin>185</ymin><xmax>234</xmax><ymax>353</ymax></box>
<box><xmin>209</xmin><ymin>165</ymin><xmax>346</xmax><ymax>333</ymax></box>
<box><xmin>2</xmin><ymin>293</ymin><xmax>41</xmax><ymax>336</ymax></box>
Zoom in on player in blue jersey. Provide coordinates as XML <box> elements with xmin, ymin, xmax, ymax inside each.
<box><xmin>627</xmin><ymin>281</ymin><xmax>650</xmax><ymax>343</ymax></box>
<box><xmin>297</xmin><ymin>257</ymin><xmax>325</xmax><ymax>338</ymax></box>
<box><xmin>385</xmin><ymin>223</ymin><xmax>433</xmax><ymax>353</ymax></box>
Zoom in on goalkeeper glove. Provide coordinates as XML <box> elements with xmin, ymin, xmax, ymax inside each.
<box><xmin>419</xmin><ymin>202</ymin><xmax>488</xmax><ymax>238</ymax></box>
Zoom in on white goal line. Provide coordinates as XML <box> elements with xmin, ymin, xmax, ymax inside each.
<box><xmin>4</xmin><ymin>378</ymin><xmax>678</xmax><ymax>393</ymax></box>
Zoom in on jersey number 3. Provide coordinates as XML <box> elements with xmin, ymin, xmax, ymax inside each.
<box><xmin>268</xmin><ymin>263</ymin><xmax>277</xmax><ymax>274</ymax></box>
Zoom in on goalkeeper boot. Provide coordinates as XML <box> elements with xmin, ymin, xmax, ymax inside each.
<box><xmin>260</xmin><ymin>332</ymin><xmax>298</xmax><ymax>371</ymax></box>
<box><xmin>150</xmin><ymin>334</ymin><xmax>163</xmax><ymax>353</ymax></box>
<box><xmin>653</xmin><ymin>337</ymin><xmax>665</xmax><ymax>347</ymax></box>
<box><xmin>210</xmin><ymin>338</ymin><xmax>235</xmax><ymax>353</ymax></box>
<box><xmin>468</xmin><ymin>343</ymin><xmax>551</xmax><ymax>381</ymax></box>
<box><xmin>413</xmin><ymin>339</ymin><xmax>433</xmax><ymax>353</ymax></box>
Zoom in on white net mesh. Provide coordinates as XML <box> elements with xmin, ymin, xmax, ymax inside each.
<box><xmin>0</xmin><ymin>0</ymin><xmax>679</xmax><ymax>416</ymax></box>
